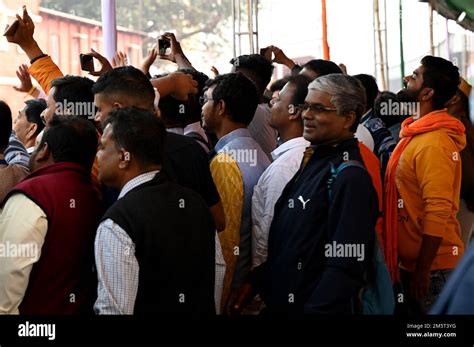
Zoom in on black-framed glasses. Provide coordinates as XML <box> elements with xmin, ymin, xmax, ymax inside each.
<box><xmin>199</xmin><ymin>96</ymin><xmax>214</xmax><ymax>105</ymax></box>
<box><xmin>298</xmin><ymin>103</ymin><xmax>337</xmax><ymax>114</ymax></box>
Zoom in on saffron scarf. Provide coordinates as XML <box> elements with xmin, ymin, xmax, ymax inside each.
<box><xmin>383</xmin><ymin>109</ymin><xmax>465</xmax><ymax>283</ymax></box>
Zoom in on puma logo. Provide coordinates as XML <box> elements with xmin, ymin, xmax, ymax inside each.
<box><xmin>298</xmin><ymin>196</ymin><xmax>310</xmax><ymax>210</ymax></box>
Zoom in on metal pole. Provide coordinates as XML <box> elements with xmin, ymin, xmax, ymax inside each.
<box><xmin>373</xmin><ymin>0</ymin><xmax>377</xmax><ymax>79</ymax></box>
<box><xmin>446</xmin><ymin>18</ymin><xmax>451</xmax><ymax>60</ymax></box>
<box><xmin>429</xmin><ymin>0</ymin><xmax>434</xmax><ymax>55</ymax></box>
<box><xmin>247</xmin><ymin>0</ymin><xmax>254</xmax><ymax>53</ymax></box>
<box><xmin>232</xmin><ymin>0</ymin><xmax>236</xmax><ymax>58</ymax></box>
<box><xmin>399</xmin><ymin>0</ymin><xmax>405</xmax><ymax>87</ymax></box>
<box><xmin>254</xmin><ymin>0</ymin><xmax>259</xmax><ymax>52</ymax></box>
<box><xmin>321</xmin><ymin>0</ymin><xmax>330</xmax><ymax>60</ymax></box>
<box><xmin>383</xmin><ymin>0</ymin><xmax>389</xmax><ymax>90</ymax></box>
<box><xmin>238</xmin><ymin>0</ymin><xmax>242</xmax><ymax>56</ymax></box>
<box><xmin>375</xmin><ymin>0</ymin><xmax>387</xmax><ymax>90</ymax></box>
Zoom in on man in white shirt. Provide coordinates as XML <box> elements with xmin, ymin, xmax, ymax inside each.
<box><xmin>251</xmin><ymin>75</ymin><xmax>312</xmax><ymax>268</ymax></box>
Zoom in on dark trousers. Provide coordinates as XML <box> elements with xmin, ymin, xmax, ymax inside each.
<box><xmin>399</xmin><ymin>268</ymin><xmax>452</xmax><ymax>315</ymax></box>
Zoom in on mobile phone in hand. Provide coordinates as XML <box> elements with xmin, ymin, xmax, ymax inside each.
<box><xmin>80</xmin><ymin>54</ymin><xmax>94</xmax><ymax>72</ymax></box>
<box><xmin>158</xmin><ymin>38</ymin><xmax>170</xmax><ymax>55</ymax></box>
<box><xmin>3</xmin><ymin>20</ymin><xmax>19</xmax><ymax>37</ymax></box>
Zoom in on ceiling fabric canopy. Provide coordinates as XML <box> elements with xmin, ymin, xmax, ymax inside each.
<box><xmin>421</xmin><ymin>0</ymin><xmax>474</xmax><ymax>31</ymax></box>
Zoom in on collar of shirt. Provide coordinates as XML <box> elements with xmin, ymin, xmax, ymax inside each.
<box><xmin>271</xmin><ymin>137</ymin><xmax>310</xmax><ymax>161</ymax></box>
<box><xmin>215</xmin><ymin>128</ymin><xmax>252</xmax><ymax>153</ymax></box>
<box><xmin>118</xmin><ymin>170</ymin><xmax>160</xmax><ymax>199</ymax></box>
<box><xmin>166</xmin><ymin>127</ymin><xmax>184</xmax><ymax>135</ymax></box>
<box><xmin>183</xmin><ymin>122</ymin><xmax>206</xmax><ymax>137</ymax></box>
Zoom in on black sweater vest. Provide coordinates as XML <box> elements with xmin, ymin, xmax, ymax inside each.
<box><xmin>102</xmin><ymin>173</ymin><xmax>216</xmax><ymax>315</ymax></box>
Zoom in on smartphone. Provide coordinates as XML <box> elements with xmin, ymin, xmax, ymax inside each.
<box><xmin>3</xmin><ymin>20</ymin><xmax>19</xmax><ymax>37</ymax></box>
<box><xmin>80</xmin><ymin>54</ymin><xmax>94</xmax><ymax>72</ymax></box>
<box><xmin>260</xmin><ymin>47</ymin><xmax>269</xmax><ymax>56</ymax></box>
<box><xmin>158</xmin><ymin>38</ymin><xmax>170</xmax><ymax>55</ymax></box>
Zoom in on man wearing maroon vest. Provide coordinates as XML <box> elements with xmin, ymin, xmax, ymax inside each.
<box><xmin>0</xmin><ymin>115</ymin><xmax>103</xmax><ymax>314</ymax></box>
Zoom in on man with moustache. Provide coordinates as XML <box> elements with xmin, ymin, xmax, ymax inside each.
<box><xmin>384</xmin><ymin>56</ymin><xmax>466</xmax><ymax>314</ymax></box>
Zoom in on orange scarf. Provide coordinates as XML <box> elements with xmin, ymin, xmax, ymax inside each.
<box><xmin>383</xmin><ymin>109</ymin><xmax>465</xmax><ymax>283</ymax></box>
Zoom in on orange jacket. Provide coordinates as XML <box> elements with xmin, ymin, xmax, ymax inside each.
<box><xmin>358</xmin><ymin>142</ymin><xmax>383</xmax><ymax>241</ymax></box>
<box><xmin>396</xmin><ymin>121</ymin><xmax>465</xmax><ymax>271</ymax></box>
<box><xmin>28</xmin><ymin>56</ymin><xmax>64</xmax><ymax>94</ymax></box>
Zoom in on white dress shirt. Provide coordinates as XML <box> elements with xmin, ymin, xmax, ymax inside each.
<box><xmin>251</xmin><ymin>137</ymin><xmax>309</xmax><ymax>268</ymax></box>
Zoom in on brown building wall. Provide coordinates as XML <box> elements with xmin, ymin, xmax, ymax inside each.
<box><xmin>0</xmin><ymin>0</ymin><xmax>144</xmax><ymax>118</ymax></box>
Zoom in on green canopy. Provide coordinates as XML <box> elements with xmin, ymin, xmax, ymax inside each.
<box><xmin>421</xmin><ymin>0</ymin><xmax>474</xmax><ymax>31</ymax></box>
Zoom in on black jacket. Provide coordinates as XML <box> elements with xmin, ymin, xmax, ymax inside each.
<box><xmin>252</xmin><ymin>138</ymin><xmax>378</xmax><ymax>315</ymax></box>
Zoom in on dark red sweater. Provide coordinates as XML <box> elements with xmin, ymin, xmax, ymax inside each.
<box><xmin>4</xmin><ymin>162</ymin><xmax>103</xmax><ymax>314</ymax></box>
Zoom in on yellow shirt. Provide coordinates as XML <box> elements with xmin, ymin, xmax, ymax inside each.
<box><xmin>210</xmin><ymin>153</ymin><xmax>243</xmax><ymax>311</ymax></box>
<box><xmin>397</xmin><ymin>127</ymin><xmax>466</xmax><ymax>271</ymax></box>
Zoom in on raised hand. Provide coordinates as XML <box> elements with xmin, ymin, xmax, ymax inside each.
<box><xmin>87</xmin><ymin>48</ymin><xmax>113</xmax><ymax>77</ymax></box>
<box><xmin>4</xmin><ymin>6</ymin><xmax>44</xmax><ymax>61</ymax></box>
<box><xmin>270</xmin><ymin>45</ymin><xmax>296</xmax><ymax>69</ymax></box>
<box><xmin>112</xmin><ymin>51</ymin><xmax>129</xmax><ymax>68</ymax></box>
<box><xmin>140</xmin><ymin>46</ymin><xmax>158</xmax><ymax>75</ymax></box>
<box><xmin>210</xmin><ymin>66</ymin><xmax>219</xmax><ymax>78</ymax></box>
<box><xmin>13</xmin><ymin>64</ymin><xmax>33</xmax><ymax>93</ymax></box>
<box><xmin>158</xmin><ymin>32</ymin><xmax>193</xmax><ymax>69</ymax></box>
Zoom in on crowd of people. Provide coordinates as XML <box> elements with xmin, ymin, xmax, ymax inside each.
<box><xmin>0</xmin><ymin>6</ymin><xmax>473</xmax><ymax>316</ymax></box>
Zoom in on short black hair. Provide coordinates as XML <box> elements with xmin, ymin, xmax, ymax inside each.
<box><xmin>0</xmin><ymin>101</ymin><xmax>12</xmax><ymax>153</ymax></box>
<box><xmin>51</xmin><ymin>75</ymin><xmax>95</xmax><ymax>121</ymax></box>
<box><xmin>24</xmin><ymin>99</ymin><xmax>46</xmax><ymax>136</ymax></box>
<box><xmin>230</xmin><ymin>54</ymin><xmax>274</xmax><ymax>95</ymax></box>
<box><xmin>104</xmin><ymin>107</ymin><xmax>166</xmax><ymax>167</ymax></box>
<box><xmin>270</xmin><ymin>76</ymin><xmax>290</xmax><ymax>93</ymax></box>
<box><xmin>40</xmin><ymin>115</ymin><xmax>98</xmax><ymax>171</ymax></box>
<box><xmin>354</xmin><ymin>74</ymin><xmax>379</xmax><ymax>111</ymax></box>
<box><xmin>303</xmin><ymin>59</ymin><xmax>343</xmax><ymax>77</ymax></box>
<box><xmin>92</xmin><ymin>66</ymin><xmax>155</xmax><ymax>111</ymax></box>
<box><xmin>159</xmin><ymin>68</ymin><xmax>210</xmax><ymax>126</ymax></box>
<box><xmin>420</xmin><ymin>55</ymin><xmax>460</xmax><ymax>110</ymax></box>
<box><xmin>205</xmin><ymin>72</ymin><xmax>259</xmax><ymax>126</ymax></box>
<box><xmin>286</xmin><ymin>74</ymin><xmax>312</xmax><ymax>106</ymax></box>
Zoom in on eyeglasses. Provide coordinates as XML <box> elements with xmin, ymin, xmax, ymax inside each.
<box><xmin>298</xmin><ymin>103</ymin><xmax>338</xmax><ymax>114</ymax></box>
<box><xmin>199</xmin><ymin>96</ymin><xmax>214</xmax><ymax>106</ymax></box>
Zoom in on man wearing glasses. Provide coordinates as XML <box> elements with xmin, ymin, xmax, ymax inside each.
<box><xmin>230</xmin><ymin>74</ymin><xmax>379</xmax><ymax>315</ymax></box>
<box><xmin>201</xmin><ymin>72</ymin><xmax>270</xmax><ymax>313</ymax></box>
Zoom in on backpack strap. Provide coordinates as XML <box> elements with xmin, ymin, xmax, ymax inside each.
<box><xmin>327</xmin><ymin>160</ymin><xmax>367</xmax><ymax>202</ymax></box>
